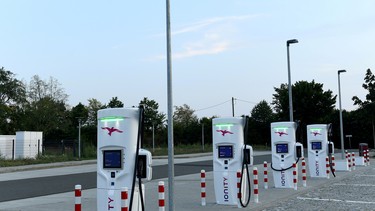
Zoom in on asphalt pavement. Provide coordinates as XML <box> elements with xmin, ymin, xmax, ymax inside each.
<box><xmin>0</xmin><ymin>151</ymin><xmax>373</xmax><ymax>211</ymax></box>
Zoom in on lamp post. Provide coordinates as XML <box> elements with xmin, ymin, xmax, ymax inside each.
<box><xmin>76</xmin><ymin>117</ymin><xmax>83</xmax><ymax>159</ymax></box>
<box><xmin>201</xmin><ymin>123</ymin><xmax>205</xmax><ymax>152</ymax></box>
<box><xmin>286</xmin><ymin>39</ymin><xmax>299</xmax><ymax>122</ymax></box>
<box><xmin>166</xmin><ymin>0</ymin><xmax>175</xmax><ymax>210</ymax></box>
<box><xmin>338</xmin><ymin>69</ymin><xmax>346</xmax><ymax>159</ymax></box>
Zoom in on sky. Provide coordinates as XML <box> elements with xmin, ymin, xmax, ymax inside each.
<box><xmin>1</xmin><ymin>0</ymin><xmax>374</xmax><ymax>118</ymax></box>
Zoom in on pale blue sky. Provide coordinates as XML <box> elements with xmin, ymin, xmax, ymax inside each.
<box><xmin>1</xmin><ymin>1</ymin><xmax>374</xmax><ymax>118</ymax></box>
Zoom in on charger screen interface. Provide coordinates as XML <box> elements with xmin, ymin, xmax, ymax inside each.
<box><xmin>218</xmin><ymin>145</ymin><xmax>233</xmax><ymax>158</ymax></box>
<box><xmin>103</xmin><ymin>150</ymin><xmax>122</xmax><ymax>169</ymax></box>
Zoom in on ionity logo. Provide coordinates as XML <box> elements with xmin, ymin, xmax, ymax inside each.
<box><xmin>101</xmin><ymin>127</ymin><xmax>123</xmax><ymax>136</ymax></box>
<box><xmin>216</xmin><ymin>130</ymin><xmax>233</xmax><ymax>136</ymax></box>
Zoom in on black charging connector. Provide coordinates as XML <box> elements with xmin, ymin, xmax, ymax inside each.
<box><xmin>328</xmin><ymin>143</ymin><xmax>333</xmax><ymax>154</ymax></box>
<box><xmin>137</xmin><ymin>154</ymin><xmax>147</xmax><ymax>179</ymax></box>
<box><xmin>296</xmin><ymin>145</ymin><xmax>302</xmax><ymax>158</ymax></box>
<box><xmin>243</xmin><ymin>148</ymin><xmax>251</xmax><ymax>164</ymax></box>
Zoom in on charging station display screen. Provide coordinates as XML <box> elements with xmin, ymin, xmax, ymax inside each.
<box><xmin>218</xmin><ymin>145</ymin><xmax>233</xmax><ymax>158</ymax></box>
<box><xmin>276</xmin><ymin>144</ymin><xmax>288</xmax><ymax>153</ymax></box>
<box><xmin>103</xmin><ymin>150</ymin><xmax>122</xmax><ymax>169</ymax></box>
<box><xmin>311</xmin><ymin>142</ymin><xmax>322</xmax><ymax>150</ymax></box>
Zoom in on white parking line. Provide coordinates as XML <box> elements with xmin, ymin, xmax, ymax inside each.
<box><xmin>333</xmin><ymin>183</ymin><xmax>375</xmax><ymax>187</ymax></box>
<box><xmin>297</xmin><ymin>197</ymin><xmax>375</xmax><ymax>204</ymax></box>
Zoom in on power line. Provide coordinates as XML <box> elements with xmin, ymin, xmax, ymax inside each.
<box><xmin>195</xmin><ymin>100</ymin><xmax>231</xmax><ymax>112</ymax></box>
<box><xmin>236</xmin><ymin>98</ymin><xmax>258</xmax><ymax>105</ymax></box>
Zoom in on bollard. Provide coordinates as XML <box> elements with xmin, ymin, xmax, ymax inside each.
<box><xmin>121</xmin><ymin>187</ymin><xmax>128</xmax><ymax>211</ymax></box>
<box><xmin>200</xmin><ymin>170</ymin><xmax>206</xmax><ymax>206</ymax></box>
<box><xmin>253</xmin><ymin>167</ymin><xmax>259</xmax><ymax>203</ymax></box>
<box><xmin>75</xmin><ymin>185</ymin><xmax>82</xmax><ymax>211</ymax></box>
<box><xmin>347</xmin><ymin>151</ymin><xmax>352</xmax><ymax>170</ymax></box>
<box><xmin>263</xmin><ymin>161</ymin><xmax>268</xmax><ymax>189</ymax></box>
<box><xmin>352</xmin><ymin>152</ymin><xmax>356</xmax><ymax>170</ymax></box>
<box><xmin>293</xmin><ymin>163</ymin><xmax>297</xmax><ymax>190</ymax></box>
<box><xmin>367</xmin><ymin>149</ymin><xmax>370</xmax><ymax>165</ymax></box>
<box><xmin>364</xmin><ymin>150</ymin><xmax>368</xmax><ymax>166</ymax></box>
<box><xmin>237</xmin><ymin>170</ymin><xmax>242</xmax><ymax>208</ymax></box>
<box><xmin>301</xmin><ymin>158</ymin><xmax>307</xmax><ymax>187</ymax></box>
<box><xmin>326</xmin><ymin>156</ymin><xmax>330</xmax><ymax>179</ymax></box>
<box><xmin>158</xmin><ymin>181</ymin><xmax>165</xmax><ymax>211</ymax></box>
<box><xmin>331</xmin><ymin>155</ymin><xmax>336</xmax><ymax>174</ymax></box>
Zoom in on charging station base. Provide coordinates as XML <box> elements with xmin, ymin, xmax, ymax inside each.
<box><xmin>335</xmin><ymin>159</ymin><xmax>350</xmax><ymax>171</ymax></box>
<box><xmin>355</xmin><ymin>156</ymin><xmax>366</xmax><ymax>166</ymax></box>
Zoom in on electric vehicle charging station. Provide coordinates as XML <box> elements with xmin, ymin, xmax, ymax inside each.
<box><xmin>212</xmin><ymin>117</ymin><xmax>253</xmax><ymax>207</ymax></box>
<box><xmin>270</xmin><ymin>122</ymin><xmax>303</xmax><ymax>188</ymax></box>
<box><xmin>307</xmin><ymin>124</ymin><xmax>335</xmax><ymax>178</ymax></box>
<box><xmin>97</xmin><ymin>107</ymin><xmax>152</xmax><ymax>211</ymax></box>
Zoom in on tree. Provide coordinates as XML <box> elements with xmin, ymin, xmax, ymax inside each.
<box><xmin>106</xmin><ymin>97</ymin><xmax>124</xmax><ymax>108</ymax></box>
<box><xmin>272</xmin><ymin>80</ymin><xmax>336</xmax><ymax>144</ymax></box>
<box><xmin>174</xmin><ymin>104</ymin><xmax>198</xmax><ymax>126</ymax></box>
<box><xmin>86</xmin><ymin>98</ymin><xmax>104</xmax><ymax>127</ymax></box>
<box><xmin>273</xmin><ymin>80</ymin><xmax>336</xmax><ymax>122</ymax></box>
<box><xmin>139</xmin><ymin>97</ymin><xmax>165</xmax><ymax>132</ymax></box>
<box><xmin>21</xmin><ymin>75</ymin><xmax>70</xmax><ymax>139</ymax></box>
<box><xmin>200</xmin><ymin>116</ymin><xmax>215</xmax><ymax>146</ymax></box>
<box><xmin>173</xmin><ymin>104</ymin><xmax>200</xmax><ymax>145</ymax></box>
<box><xmin>27</xmin><ymin>75</ymin><xmax>68</xmax><ymax>103</ymax></box>
<box><xmin>0</xmin><ymin>67</ymin><xmax>26</xmax><ymax>134</ymax></box>
<box><xmin>249</xmin><ymin>100</ymin><xmax>276</xmax><ymax>146</ymax></box>
<box><xmin>67</xmin><ymin>102</ymin><xmax>89</xmax><ymax>138</ymax></box>
<box><xmin>352</xmin><ymin>68</ymin><xmax>375</xmax><ymax>147</ymax></box>
<box><xmin>139</xmin><ymin>97</ymin><xmax>166</xmax><ymax>147</ymax></box>
<box><xmin>22</xmin><ymin>97</ymin><xmax>70</xmax><ymax>139</ymax></box>
<box><xmin>251</xmin><ymin>100</ymin><xmax>275</xmax><ymax>123</ymax></box>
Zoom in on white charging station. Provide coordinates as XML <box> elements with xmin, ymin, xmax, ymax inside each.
<box><xmin>270</xmin><ymin>122</ymin><xmax>303</xmax><ymax>188</ymax></box>
<box><xmin>212</xmin><ymin>117</ymin><xmax>253</xmax><ymax>206</ymax></box>
<box><xmin>97</xmin><ymin>108</ymin><xmax>152</xmax><ymax>211</ymax></box>
<box><xmin>307</xmin><ymin>124</ymin><xmax>334</xmax><ymax>178</ymax></box>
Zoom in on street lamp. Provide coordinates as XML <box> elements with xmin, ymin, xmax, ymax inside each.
<box><xmin>338</xmin><ymin>69</ymin><xmax>346</xmax><ymax>159</ymax></box>
<box><xmin>287</xmin><ymin>39</ymin><xmax>299</xmax><ymax>122</ymax></box>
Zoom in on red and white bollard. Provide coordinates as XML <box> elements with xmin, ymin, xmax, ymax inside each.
<box><xmin>301</xmin><ymin>158</ymin><xmax>307</xmax><ymax>187</ymax></box>
<box><xmin>347</xmin><ymin>151</ymin><xmax>352</xmax><ymax>171</ymax></box>
<box><xmin>263</xmin><ymin>161</ymin><xmax>268</xmax><ymax>189</ymax></box>
<box><xmin>121</xmin><ymin>187</ymin><xmax>128</xmax><ymax>211</ymax></box>
<box><xmin>253</xmin><ymin>167</ymin><xmax>259</xmax><ymax>203</ymax></box>
<box><xmin>364</xmin><ymin>150</ymin><xmax>368</xmax><ymax>166</ymax></box>
<box><xmin>331</xmin><ymin>155</ymin><xmax>336</xmax><ymax>174</ymax></box>
<box><xmin>352</xmin><ymin>152</ymin><xmax>356</xmax><ymax>170</ymax></box>
<box><xmin>293</xmin><ymin>163</ymin><xmax>297</xmax><ymax>190</ymax></box>
<box><xmin>75</xmin><ymin>184</ymin><xmax>82</xmax><ymax>211</ymax></box>
<box><xmin>158</xmin><ymin>181</ymin><xmax>165</xmax><ymax>211</ymax></box>
<box><xmin>367</xmin><ymin>149</ymin><xmax>370</xmax><ymax>165</ymax></box>
<box><xmin>200</xmin><ymin>170</ymin><xmax>206</xmax><ymax>206</ymax></box>
<box><xmin>326</xmin><ymin>156</ymin><xmax>330</xmax><ymax>179</ymax></box>
<box><xmin>237</xmin><ymin>170</ymin><xmax>242</xmax><ymax>208</ymax></box>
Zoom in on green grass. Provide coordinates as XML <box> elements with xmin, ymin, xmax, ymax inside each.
<box><xmin>146</xmin><ymin>143</ymin><xmax>270</xmax><ymax>156</ymax></box>
<box><xmin>0</xmin><ymin>154</ymin><xmax>78</xmax><ymax>167</ymax></box>
<box><xmin>146</xmin><ymin>143</ymin><xmax>213</xmax><ymax>156</ymax></box>
<box><xmin>0</xmin><ymin>143</ymin><xmax>271</xmax><ymax>167</ymax></box>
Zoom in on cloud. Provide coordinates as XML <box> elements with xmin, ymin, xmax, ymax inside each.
<box><xmin>174</xmin><ymin>41</ymin><xmax>230</xmax><ymax>59</ymax></box>
<box><xmin>172</xmin><ymin>14</ymin><xmax>258</xmax><ymax>36</ymax></box>
<box><xmin>148</xmin><ymin>14</ymin><xmax>259</xmax><ymax>61</ymax></box>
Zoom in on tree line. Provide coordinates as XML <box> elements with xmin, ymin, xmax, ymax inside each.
<box><xmin>1</xmin><ymin>66</ymin><xmax>375</xmax><ymax>150</ymax></box>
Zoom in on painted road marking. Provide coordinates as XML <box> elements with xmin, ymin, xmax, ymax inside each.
<box><xmin>333</xmin><ymin>183</ymin><xmax>375</xmax><ymax>187</ymax></box>
<box><xmin>297</xmin><ymin>197</ymin><xmax>375</xmax><ymax>204</ymax></box>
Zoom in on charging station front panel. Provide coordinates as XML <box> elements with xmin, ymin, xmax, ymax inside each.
<box><xmin>307</xmin><ymin>124</ymin><xmax>329</xmax><ymax>178</ymax></box>
<box><xmin>271</xmin><ymin>122</ymin><xmax>297</xmax><ymax>188</ymax></box>
<box><xmin>97</xmin><ymin>108</ymin><xmax>139</xmax><ymax>210</ymax></box>
<box><xmin>212</xmin><ymin>117</ymin><xmax>244</xmax><ymax>205</ymax></box>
